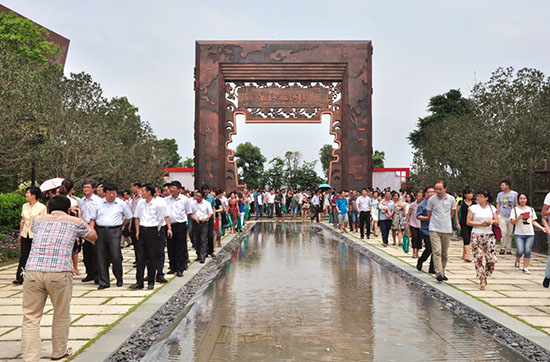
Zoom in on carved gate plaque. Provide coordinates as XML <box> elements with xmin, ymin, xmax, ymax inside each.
<box><xmin>239</xmin><ymin>87</ymin><xmax>329</xmax><ymax>109</ymax></box>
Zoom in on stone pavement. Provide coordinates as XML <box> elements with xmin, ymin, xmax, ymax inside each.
<box><xmin>340</xmin><ymin>226</ymin><xmax>550</xmax><ymax>335</ymax></box>
<box><xmin>0</xmin><ymin>234</ymin><xmax>227</xmax><ymax>361</ymax></box>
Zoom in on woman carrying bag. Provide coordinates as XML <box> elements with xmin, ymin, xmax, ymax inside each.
<box><xmin>510</xmin><ymin>193</ymin><xmax>547</xmax><ymax>274</ymax></box>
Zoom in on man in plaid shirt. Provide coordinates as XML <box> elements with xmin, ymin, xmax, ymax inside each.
<box><xmin>21</xmin><ymin>196</ymin><xmax>97</xmax><ymax>362</ymax></box>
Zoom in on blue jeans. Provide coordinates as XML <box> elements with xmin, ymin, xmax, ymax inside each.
<box><xmin>515</xmin><ymin>235</ymin><xmax>534</xmax><ymax>259</ymax></box>
<box><xmin>350</xmin><ymin>211</ymin><xmax>359</xmax><ymax>225</ymax></box>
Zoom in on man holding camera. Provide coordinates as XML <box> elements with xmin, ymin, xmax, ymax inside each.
<box><xmin>188</xmin><ymin>190</ymin><xmax>213</xmax><ymax>263</ymax></box>
<box><xmin>22</xmin><ymin>195</ymin><xmax>97</xmax><ymax>361</ymax></box>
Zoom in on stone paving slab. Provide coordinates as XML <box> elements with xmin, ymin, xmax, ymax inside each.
<box><xmin>0</xmin><ymin>326</ymin><xmax>104</xmax><ymax>341</ymax></box>
<box><xmin>343</xmin><ymin>226</ymin><xmax>550</xmax><ymax>336</ymax></box>
<box><xmin>0</xmin><ymin>232</ymin><xmax>238</xmax><ymax>360</ymax></box>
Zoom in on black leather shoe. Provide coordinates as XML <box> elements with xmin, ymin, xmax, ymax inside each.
<box><xmin>94</xmin><ymin>279</ymin><xmax>99</xmax><ymax>285</ymax></box>
<box><xmin>129</xmin><ymin>283</ymin><xmax>143</xmax><ymax>290</ymax></box>
<box><xmin>183</xmin><ymin>264</ymin><xmax>188</xmax><ymax>270</ymax></box>
<box><xmin>176</xmin><ymin>272</ymin><xmax>183</xmax><ymax>277</ymax></box>
<box><xmin>436</xmin><ymin>274</ymin><xmax>444</xmax><ymax>282</ymax></box>
<box><xmin>200</xmin><ymin>259</ymin><xmax>205</xmax><ymax>264</ymax></box>
<box><xmin>12</xmin><ymin>280</ymin><xmax>23</xmax><ymax>285</ymax></box>
<box><xmin>147</xmin><ymin>284</ymin><xmax>154</xmax><ymax>290</ymax></box>
<box><xmin>98</xmin><ymin>285</ymin><xmax>110</xmax><ymax>290</ymax></box>
<box><xmin>82</xmin><ymin>275</ymin><xmax>94</xmax><ymax>282</ymax></box>
<box><xmin>543</xmin><ymin>278</ymin><xmax>550</xmax><ymax>288</ymax></box>
<box><xmin>156</xmin><ymin>278</ymin><xmax>168</xmax><ymax>283</ymax></box>
<box><xmin>116</xmin><ymin>280</ymin><xmax>123</xmax><ymax>287</ymax></box>
<box><xmin>416</xmin><ymin>260</ymin><xmax>423</xmax><ymax>271</ymax></box>
<box><xmin>167</xmin><ymin>270</ymin><xmax>176</xmax><ymax>275</ymax></box>
<box><xmin>442</xmin><ymin>275</ymin><xmax>448</xmax><ymax>281</ymax></box>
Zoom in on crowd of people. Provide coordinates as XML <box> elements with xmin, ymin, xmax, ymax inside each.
<box><xmin>11</xmin><ymin>177</ymin><xmax>550</xmax><ymax>361</ymax></box>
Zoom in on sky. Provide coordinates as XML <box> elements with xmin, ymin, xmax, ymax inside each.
<box><xmin>3</xmin><ymin>0</ymin><xmax>550</xmax><ymax>174</ymax></box>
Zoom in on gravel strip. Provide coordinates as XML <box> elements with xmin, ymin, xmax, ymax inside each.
<box><xmin>318</xmin><ymin>223</ymin><xmax>550</xmax><ymax>361</ymax></box>
<box><xmin>106</xmin><ymin>224</ymin><xmax>253</xmax><ymax>362</ymax></box>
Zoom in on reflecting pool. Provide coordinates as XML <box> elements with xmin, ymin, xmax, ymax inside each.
<box><xmin>145</xmin><ymin>223</ymin><xmax>527</xmax><ymax>361</ymax></box>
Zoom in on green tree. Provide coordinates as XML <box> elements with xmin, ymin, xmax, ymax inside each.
<box><xmin>408</xmin><ymin>89</ymin><xmax>471</xmax><ymax>150</ymax></box>
<box><xmin>156</xmin><ymin>139</ymin><xmax>181</xmax><ymax>168</ymax></box>
<box><xmin>182</xmin><ymin>157</ymin><xmax>194</xmax><ymax>168</ymax></box>
<box><xmin>261</xmin><ymin>157</ymin><xmax>286</xmax><ymax>190</ymax></box>
<box><xmin>372</xmin><ymin>150</ymin><xmax>385</xmax><ymax>168</ymax></box>
<box><xmin>319</xmin><ymin>144</ymin><xmax>336</xmax><ymax>180</ymax></box>
<box><xmin>295</xmin><ymin>160</ymin><xmax>323</xmax><ymax>189</ymax></box>
<box><xmin>234</xmin><ymin>142</ymin><xmax>266</xmax><ymax>189</ymax></box>
<box><xmin>408</xmin><ymin>67</ymin><xmax>550</xmax><ymax>194</ymax></box>
<box><xmin>0</xmin><ymin>11</ymin><xmax>60</xmax><ymax>64</ymax></box>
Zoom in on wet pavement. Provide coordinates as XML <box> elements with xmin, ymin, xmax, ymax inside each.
<box><xmin>145</xmin><ymin>223</ymin><xmax>528</xmax><ymax>361</ymax></box>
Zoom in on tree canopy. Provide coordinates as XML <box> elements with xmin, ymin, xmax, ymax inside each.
<box><xmin>319</xmin><ymin>144</ymin><xmax>336</xmax><ymax>180</ymax></box>
<box><xmin>0</xmin><ymin>15</ymin><xmax>174</xmax><ymax>190</ymax></box>
<box><xmin>0</xmin><ymin>11</ymin><xmax>60</xmax><ymax>64</ymax></box>
<box><xmin>234</xmin><ymin>142</ymin><xmax>266</xmax><ymax>189</ymax></box>
<box><xmin>408</xmin><ymin>67</ymin><xmax>550</xmax><ymax>194</ymax></box>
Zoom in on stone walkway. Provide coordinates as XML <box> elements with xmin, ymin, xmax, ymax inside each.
<box><xmin>0</xmin><ymin>235</ymin><xmax>222</xmax><ymax>361</ymax></box>
<box><xmin>2</xmin><ymin>222</ymin><xmax>550</xmax><ymax>360</ymax></box>
<box><xmin>340</xmin><ymin>226</ymin><xmax>550</xmax><ymax>336</ymax></box>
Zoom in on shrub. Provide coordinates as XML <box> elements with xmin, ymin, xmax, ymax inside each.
<box><xmin>0</xmin><ymin>192</ymin><xmax>27</xmax><ymax>233</ymax></box>
<box><xmin>0</xmin><ymin>232</ymin><xmax>19</xmax><ymax>262</ymax></box>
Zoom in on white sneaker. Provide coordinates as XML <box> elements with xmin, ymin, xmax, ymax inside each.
<box><xmin>522</xmin><ymin>268</ymin><xmax>530</xmax><ymax>274</ymax></box>
<box><xmin>514</xmin><ymin>261</ymin><xmax>520</xmax><ymax>269</ymax></box>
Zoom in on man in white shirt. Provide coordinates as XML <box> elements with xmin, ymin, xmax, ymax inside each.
<box><xmin>154</xmin><ymin>187</ymin><xmax>169</xmax><ymax>283</ymax></box>
<box><xmin>255</xmin><ymin>190</ymin><xmax>264</xmax><ymax>220</ymax></box>
<box><xmin>188</xmin><ymin>190</ymin><xmax>213</xmax><ymax>263</ymax></box>
<box><xmin>427</xmin><ymin>180</ymin><xmax>456</xmax><ymax>282</ymax></box>
<box><xmin>90</xmin><ymin>183</ymin><xmax>132</xmax><ymax>290</ymax></box>
<box><xmin>165</xmin><ymin>181</ymin><xmax>191</xmax><ymax>277</ymax></box>
<box><xmin>267</xmin><ymin>190</ymin><xmax>276</xmax><ymax>218</ymax></box>
<box><xmin>132</xmin><ymin>184</ymin><xmax>172</xmax><ymax>290</ymax></box>
<box><xmin>311</xmin><ymin>192</ymin><xmax>321</xmax><ymax>222</ymax></box>
<box><xmin>496</xmin><ymin>180</ymin><xmax>518</xmax><ymax>255</ymax></box>
<box><xmin>357</xmin><ymin>188</ymin><xmax>372</xmax><ymax>239</ymax></box>
<box><xmin>128</xmin><ymin>181</ymin><xmax>142</xmax><ymax>266</ymax></box>
<box><xmin>80</xmin><ymin>179</ymin><xmax>101</xmax><ymax>284</ymax></box>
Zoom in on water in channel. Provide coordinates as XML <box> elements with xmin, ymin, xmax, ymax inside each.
<box><xmin>145</xmin><ymin>223</ymin><xmax>527</xmax><ymax>362</ymax></box>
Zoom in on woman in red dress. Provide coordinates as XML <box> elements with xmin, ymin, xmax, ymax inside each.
<box><xmin>228</xmin><ymin>192</ymin><xmax>239</xmax><ymax>233</ymax></box>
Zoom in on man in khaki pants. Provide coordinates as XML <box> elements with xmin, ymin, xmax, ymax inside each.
<box><xmin>427</xmin><ymin>180</ymin><xmax>456</xmax><ymax>282</ymax></box>
<box><xmin>22</xmin><ymin>196</ymin><xmax>97</xmax><ymax>361</ymax></box>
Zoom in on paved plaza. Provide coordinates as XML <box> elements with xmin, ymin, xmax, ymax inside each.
<box><xmin>351</xmin><ymin>228</ymin><xmax>550</xmax><ymax>335</ymax></box>
<box><xmin>0</xmin><ymin>221</ymin><xmax>549</xmax><ymax>360</ymax></box>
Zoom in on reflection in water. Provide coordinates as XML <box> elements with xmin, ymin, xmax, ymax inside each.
<box><xmin>145</xmin><ymin>223</ymin><xmax>527</xmax><ymax>362</ymax></box>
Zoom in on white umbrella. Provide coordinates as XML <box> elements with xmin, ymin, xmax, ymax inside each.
<box><xmin>39</xmin><ymin>177</ymin><xmax>64</xmax><ymax>192</ymax></box>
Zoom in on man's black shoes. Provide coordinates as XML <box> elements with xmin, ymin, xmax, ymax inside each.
<box><xmin>416</xmin><ymin>260</ymin><xmax>423</xmax><ymax>271</ymax></box>
<box><xmin>147</xmin><ymin>284</ymin><xmax>154</xmax><ymax>290</ymax></box>
<box><xmin>167</xmin><ymin>270</ymin><xmax>176</xmax><ymax>275</ymax></box>
<box><xmin>176</xmin><ymin>271</ymin><xmax>183</xmax><ymax>277</ymax></box>
<box><xmin>442</xmin><ymin>275</ymin><xmax>448</xmax><ymax>281</ymax></box>
<box><xmin>543</xmin><ymin>278</ymin><xmax>550</xmax><ymax>288</ymax></box>
<box><xmin>82</xmin><ymin>275</ymin><xmax>95</xmax><ymax>282</ymax></box>
<box><xmin>98</xmin><ymin>285</ymin><xmax>110</xmax><ymax>290</ymax></box>
<box><xmin>436</xmin><ymin>274</ymin><xmax>444</xmax><ymax>282</ymax></box>
<box><xmin>116</xmin><ymin>280</ymin><xmax>123</xmax><ymax>287</ymax></box>
<box><xmin>129</xmin><ymin>283</ymin><xmax>143</xmax><ymax>290</ymax></box>
<box><xmin>156</xmin><ymin>278</ymin><xmax>168</xmax><ymax>283</ymax></box>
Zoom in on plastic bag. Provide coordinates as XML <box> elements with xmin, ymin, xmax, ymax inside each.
<box><xmin>402</xmin><ymin>230</ymin><xmax>410</xmax><ymax>253</ymax></box>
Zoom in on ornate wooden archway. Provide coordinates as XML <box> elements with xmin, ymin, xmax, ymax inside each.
<box><xmin>194</xmin><ymin>41</ymin><xmax>372</xmax><ymax>191</ymax></box>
